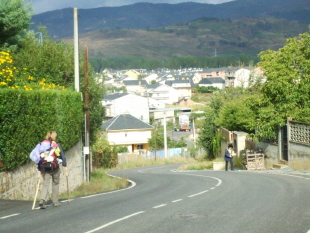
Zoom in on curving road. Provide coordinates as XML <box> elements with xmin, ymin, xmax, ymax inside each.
<box><xmin>1</xmin><ymin>165</ymin><xmax>310</xmax><ymax>233</ymax></box>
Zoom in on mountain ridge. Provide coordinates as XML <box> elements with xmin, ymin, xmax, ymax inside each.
<box><xmin>32</xmin><ymin>0</ymin><xmax>310</xmax><ymax>39</ymax></box>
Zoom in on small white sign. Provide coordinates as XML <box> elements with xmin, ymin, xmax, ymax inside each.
<box><xmin>83</xmin><ymin>147</ymin><xmax>89</xmax><ymax>155</ymax></box>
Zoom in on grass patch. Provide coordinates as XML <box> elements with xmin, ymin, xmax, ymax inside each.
<box><xmin>290</xmin><ymin>159</ymin><xmax>310</xmax><ymax>172</ymax></box>
<box><xmin>116</xmin><ymin>155</ymin><xmax>194</xmax><ymax>170</ymax></box>
<box><xmin>179</xmin><ymin>161</ymin><xmax>213</xmax><ymax>170</ymax></box>
<box><xmin>60</xmin><ymin>156</ymin><xmax>194</xmax><ymax>199</ymax></box>
<box><xmin>59</xmin><ymin>168</ymin><xmax>128</xmax><ymax>199</ymax></box>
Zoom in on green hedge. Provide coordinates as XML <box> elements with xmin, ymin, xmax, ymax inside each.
<box><xmin>0</xmin><ymin>89</ymin><xmax>84</xmax><ymax>171</ymax></box>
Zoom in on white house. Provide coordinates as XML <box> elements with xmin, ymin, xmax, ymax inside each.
<box><xmin>123</xmin><ymin>80</ymin><xmax>147</xmax><ymax>95</ymax></box>
<box><xmin>147</xmin><ymin>84</ymin><xmax>179</xmax><ymax>104</ymax></box>
<box><xmin>165</xmin><ymin>80</ymin><xmax>195</xmax><ymax>99</ymax></box>
<box><xmin>198</xmin><ymin>77</ymin><xmax>225</xmax><ymax>89</ymax></box>
<box><xmin>102</xmin><ymin>93</ymin><xmax>149</xmax><ymax>123</ymax></box>
<box><xmin>101</xmin><ymin>114</ymin><xmax>153</xmax><ymax>153</ymax></box>
<box><xmin>148</xmin><ymin>97</ymin><xmax>166</xmax><ymax>109</ymax></box>
<box><xmin>233</xmin><ymin>68</ymin><xmax>251</xmax><ymax>88</ymax></box>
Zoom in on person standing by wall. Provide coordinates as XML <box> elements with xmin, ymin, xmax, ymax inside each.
<box><xmin>224</xmin><ymin>144</ymin><xmax>235</xmax><ymax>171</ymax></box>
<box><xmin>38</xmin><ymin>131</ymin><xmax>67</xmax><ymax>209</ymax></box>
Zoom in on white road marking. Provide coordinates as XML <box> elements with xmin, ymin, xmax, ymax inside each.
<box><xmin>172</xmin><ymin>199</ymin><xmax>183</xmax><ymax>203</ymax></box>
<box><xmin>61</xmin><ymin>199</ymin><xmax>74</xmax><ymax>203</ymax></box>
<box><xmin>0</xmin><ymin>213</ymin><xmax>20</xmax><ymax>219</ymax></box>
<box><xmin>305</xmin><ymin>178</ymin><xmax>310</xmax><ymax>180</ymax></box>
<box><xmin>153</xmin><ymin>204</ymin><xmax>167</xmax><ymax>209</ymax></box>
<box><xmin>188</xmin><ymin>190</ymin><xmax>209</xmax><ymax>198</ymax></box>
<box><xmin>138</xmin><ymin>166</ymin><xmax>171</xmax><ymax>173</ymax></box>
<box><xmin>81</xmin><ymin>179</ymin><xmax>136</xmax><ymax>199</ymax></box>
<box><xmin>285</xmin><ymin>174</ymin><xmax>304</xmax><ymax>178</ymax></box>
<box><xmin>210</xmin><ymin>187</ymin><xmax>216</xmax><ymax>190</ymax></box>
<box><xmin>85</xmin><ymin>211</ymin><xmax>145</xmax><ymax>233</ymax></box>
<box><xmin>172</xmin><ymin>172</ymin><xmax>223</xmax><ymax>187</ymax></box>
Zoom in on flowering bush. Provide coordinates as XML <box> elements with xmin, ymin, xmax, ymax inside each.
<box><xmin>0</xmin><ymin>51</ymin><xmax>66</xmax><ymax>91</ymax></box>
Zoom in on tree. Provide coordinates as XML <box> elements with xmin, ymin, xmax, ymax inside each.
<box><xmin>11</xmin><ymin>30</ymin><xmax>105</xmax><ymax>145</ymax></box>
<box><xmin>198</xmin><ymin>107</ymin><xmax>218</xmax><ymax>160</ymax></box>
<box><xmin>215</xmin><ymin>94</ymin><xmax>258</xmax><ymax>134</ymax></box>
<box><xmin>257</xmin><ymin>32</ymin><xmax>310</xmax><ymax>139</ymax></box>
<box><xmin>0</xmin><ymin>0</ymin><xmax>32</xmax><ymax>50</ymax></box>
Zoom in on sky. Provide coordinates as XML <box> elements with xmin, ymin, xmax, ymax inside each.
<box><xmin>25</xmin><ymin>0</ymin><xmax>234</xmax><ymax>14</ymax></box>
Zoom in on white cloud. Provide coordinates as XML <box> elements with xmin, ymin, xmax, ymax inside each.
<box><xmin>25</xmin><ymin>0</ymin><xmax>233</xmax><ymax>14</ymax></box>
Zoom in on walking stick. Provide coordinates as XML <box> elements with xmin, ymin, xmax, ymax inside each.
<box><xmin>32</xmin><ymin>175</ymin><xmax>40</xmax><ymax>210</ymax></box>
<box><xmin>65</xmin><ymin>167</ymin><xmax>70</xmax><ymax>204</ymax></box>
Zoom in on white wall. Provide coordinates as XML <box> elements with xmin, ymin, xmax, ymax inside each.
<box><xmin>234</xmin><ymin>68</ymin><xmax>251</xmax><ymax>88</ymax></box>
<box><xmin>149</xmin><ymin>85</ymin><xmax>179</xmax><ymax>104</ymax></box>
<box><xmin>110</xmin><ymin>94</ymin><xmax>150</xmax><ymax>123</ymax></box>
<box><xmin>107</xmin><ymin>130</ymin><xmax>152</xmax><ymax>146</ymax></box>
<box><xmin>177</xmin><ymin>89</ymin><xmax>192</xmax><ymax>98</ymax></box>
<box><xmin>199</xmin><ymin>83</ymin><xmax>225</xmax><ymax>89</ymax></box>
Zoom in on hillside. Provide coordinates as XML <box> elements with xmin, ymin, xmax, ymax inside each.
<box><xmin>63</xmin><ymin>17</ymin><xmax>308</xmax><ymax>59</ymax></box>
<box><xmin>32</xmin><ymin>0</ymin><xmax>310</xmax><ymax>39</ymax></box>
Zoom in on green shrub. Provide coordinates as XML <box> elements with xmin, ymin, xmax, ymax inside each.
<box><xmin>0</xmin><ymin>89</ymin><xmax>83</xmax><ymax>171</ymax></box>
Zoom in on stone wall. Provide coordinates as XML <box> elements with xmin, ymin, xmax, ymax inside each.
<box><xmin>0</xmin><ymin>140</ymin><xmax>83</xmax><ymax>200</ymax></box>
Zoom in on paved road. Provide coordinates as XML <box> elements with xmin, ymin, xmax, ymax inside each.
<box><xmin>1</xmin><ymin>165</ymin><xmax>310</xmax><ymax>233</ymax></box>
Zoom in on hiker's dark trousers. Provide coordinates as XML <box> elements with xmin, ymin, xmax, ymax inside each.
<box><xmin>225</xmin><ymin>160</ymin><xmax>234</xmax><ymax>171</ymax></box>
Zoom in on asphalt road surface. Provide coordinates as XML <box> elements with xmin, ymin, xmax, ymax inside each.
<box><xmin>1</xmin><ymin>165</ymin><xmax>310</xmax><ymax>233</ymax></box>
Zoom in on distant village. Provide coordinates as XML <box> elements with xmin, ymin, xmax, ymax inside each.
<box><xmin>98</xmin><ymin>66</ymin><xmax>264</xmax><ymax>154</ymax></box>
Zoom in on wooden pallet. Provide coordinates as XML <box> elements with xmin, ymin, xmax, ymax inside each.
<box><xmin>245</xmin><ymin>151</ymin><xmax>265</xmax><ymax>170</ymax></box>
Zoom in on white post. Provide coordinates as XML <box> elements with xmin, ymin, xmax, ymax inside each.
<box><xmin>193</xmin><ymin>119</ymin><xmax>196</xmax><ymax>147</ymax></box>
<box><xmin>164</xmin><ymin>113</ymin><xmax>168</xmax><ymax>159</ymax></box>
<box><xmin>74</xmin><ymin>8</ymin><xmax>79</xmax><ymax>92</ymax></box>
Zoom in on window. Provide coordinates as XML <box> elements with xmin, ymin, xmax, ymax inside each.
<box><xmin>125</xmin><ymin>133</ymin><xmax>127</xmax><ymax>137</ymax></box>
<box><xmin>137</xmin><ymin>144</ymin><xmax>143</xmax><ymax>149</ymax></box>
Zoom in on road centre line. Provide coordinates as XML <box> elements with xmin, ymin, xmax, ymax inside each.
<box><xmin>0</xmin><ymin>213</ymin><xmax>20</xmax><ymax>220</ymax></box>
<box><xmin>188</xmin><ymin>190</ymin><xmax>209</xmax><ymax>198</ymax></box>
<box><xmin>172</xmin><ymin>172</ymin><xmax>223</xmax><ymax>187</ymax></box>
<box><xmin>85</xmin><ymin>211</ymin><xmax>145</xmax><ymax>233</ymax></box>
<box><xmin>153</xmin><ymin>204</ymin><xmax>167</xmax><ymax>209</ymax></box>
<box><xmin>172</xmin><ymin>199</ymin><xmax>183</xmax><ymax>203</ymax></box>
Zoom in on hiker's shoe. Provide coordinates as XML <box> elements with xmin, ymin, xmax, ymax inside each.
<box><xmin>53</xmin><ymin>202</ymin><xmax>61</xmax><ymax>207</ymax></box>
<box><xmin>39</xmin><ymin>200</ymin><xmax>46</xmax><ymax>209</ymax></box>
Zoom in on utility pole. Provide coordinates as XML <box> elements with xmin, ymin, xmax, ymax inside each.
<box><xmin>84</xmin><ymin>46</ymin><xmax>90</xmax><ymax>182</ymax></box>
<box><xmin>74</xmin><ymin>8</ymin><xmax>79</xmax><ymax>92</ymax></box>
<box><xmin>193</xmin><ymin>119</ymin><xmax>196</xmax><ymax>146</ymax></box>
<box><xmin>163</xmin><ymin>113</ymin><xmax>168</xmax><ymax>159</ymax></box>
<box><xmin>213</xmin><ymin>48</ymin><xmax>217</xmax><ymax>57</ymax></box>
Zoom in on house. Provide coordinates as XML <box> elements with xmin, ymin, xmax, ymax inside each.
<box><xmin>148</xmin><ymin>97</ymin><xmax>166</xmax><ymax>109</ymax></box>
<box><xmin>124</xmin><ymin>70</ymin><xmax>140</xmax><ymax>79</ymax></box>
<box><xmin>123</xmin><ymin>80</ymin><xmax>147</xmax><ymax>95</ymax></box>
<box><xmin>165</xmin><ymin>80</ymin><xmax>195</xmax><ymax>99</ymax></box>
<box><xmin>198</xmin><ymin>77</ymin><xmax>225</xmax><ymax>89</ymax></box>
<box><xmin>102</xmin><ymin>93</ymin><xmax>149</xmax><ymax>123</ymax></box>
<box><xmin>233</xmin><ymin>68</ymin><xmax>251</xmax><ymax>88</ymax></box>
<box><xmin>197</xmin><ymin>68</ymin><xmax>227</xmax><ymax>80</ymax></box>
<box><xmin>101</xmin><ymin>114</ymin><xmax>153</xmax><ymax>153</ymax></box>
<box><xmin>147</xmin><ymin>84</ymin><xmax>179</xmax><ymax>104</ymax></box>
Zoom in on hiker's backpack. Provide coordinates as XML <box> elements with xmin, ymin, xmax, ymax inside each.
<box><xmin>39</xmin><ymin>140</ymin><xmax>61</xmax><ymax>171</ymax></box>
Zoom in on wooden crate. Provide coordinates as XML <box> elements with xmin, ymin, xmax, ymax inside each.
<box><xmin>245</xmin><ymin>151</ymin><xmax>265</xmax><ymax>170</ymax></box>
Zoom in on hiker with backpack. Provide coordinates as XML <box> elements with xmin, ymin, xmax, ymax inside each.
<box><xmin>37</xmin><ymin>131</ymin><xmax>67</xmax><ymax>209</ymax></box>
